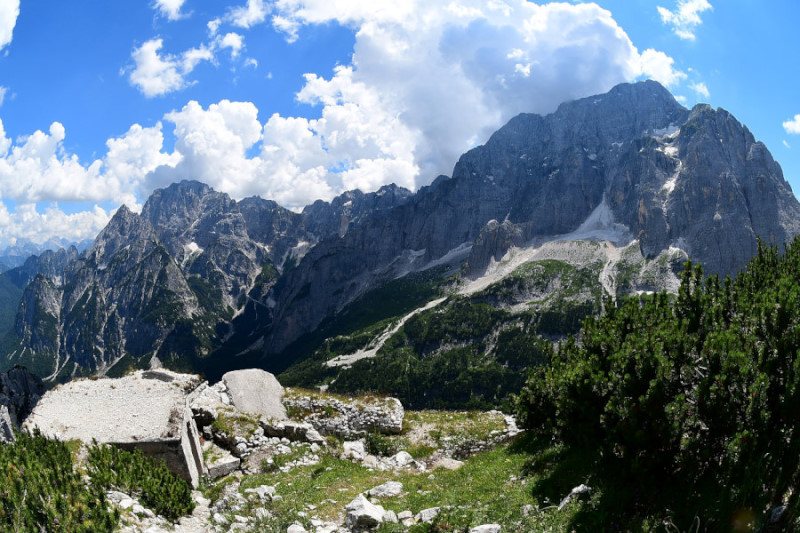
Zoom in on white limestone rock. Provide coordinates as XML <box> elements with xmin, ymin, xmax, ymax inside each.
<box><xmin>367</xmin><ymin>481</ymin><xmax>403</xmax><ymax>499</ymax></box>
<box><xmin>222</xmin><ymin>369</ymin><xmax>287</xmax><ymax>421</ymax></box>
<box><xmin>345</xmin><ymin>494</ymin><xmax>386</xmax><ymax>529</ymax></box>
<box><xmin>470</xmin><ymin>525</ymin><xmax>501</xmax><ymax>533</ymax></box>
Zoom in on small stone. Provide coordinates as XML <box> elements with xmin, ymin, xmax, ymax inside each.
<box><xmin>415</xmin><ymin>507</ymin><xmax>440</xmax><ymax>523</ymax></box>
<box><xmin>431</xmin><ymin>457</ymin><xmax>464</xmax><ymax>471</ymax></box>
<box><xmin>132</xmin><ymin>504</ymin><xmax>146</xmax><ymax>515</ymax></box>
<box><xmin>397</xmin><ymin>511</ymin><xmax>413</xmax><ymax>520</ymax></box>
<box><xmin>213</xmin><ymin>513</ymin><xmax>229</xmax><ymax>525</ymax></box>
<box><xmin>521</xmin><ymin>504</ymin><xmax>533</xmax><ymax>516</ymax></box>
<box><xmin>305</xmin><ymin>428</ymin><xmax>325</xmax><ymax>444</ymax></box>
<box><xmin>106</xmin><ymin>490</ymin><xmax>129</xmax><ymax>503</ymax></box>
<box><xmin>343</xmin><ymin>440</ymin><xmax>366</xmax><ymax>461</ymax></box>
<box><xmin>287</xmin><ymin>524</ymin><xmax>307</xmax><ymax>533</ymax></box>
<box><xmin>558</xmin><ymin>484</ymin><xmax>592</xmax><ymax>511</ymax></box>
<box><xmin>470</xmin><ymin>525</ymin><xmax>501</xmax><ymax>533</ymax></box>
<box><xmin>367</xmin><ymin>481</ymin><xmax>403</xmax><ymax>498</ymax></box>
<box><xmin>255</xmin><ymin>508</ymin><xmax>272</xmax><ymax>520</ymax></box>
<box><xmin>389</xmin><ymin>451</ymin><xmax>413</xmax><ymax>467</ymax></box>
<box><xmin>345</xmin><ymin>494</ymin><xmax>386</xmax><ymax>529</ymax></box>
<box><xmin>119</xmin><ymin>498</ymin><xmax>135</xmax><ymax>510</ymax></box>
<box><xmin>382</xmin><ymin>510</ymin><xmax>399</xmax><ymax>524</ymax></box>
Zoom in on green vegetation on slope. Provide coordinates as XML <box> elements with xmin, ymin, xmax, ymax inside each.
<box><xmin>282</xmin><ymin>259</ymin><xmax>603</xmax><ymax>409</ymax></box>
<box><xmin>0</xmin><ymin>430</ymin><xmax>195</xmax><ymax>531</ymax></box>
<box><xmin>88</xmin><ymin>443</ymin><xmax>195</xmax><ymax>520</ymax></box>
<box><xmin>0</xmin><ymin>431</ymin><xmax>119</xmax><ymax>531</ymax></box>
<box><xmin>327</xmin><ymin>299</ymin><xmax>552</xmax><ymax>410</ymax></box>
<box><xmin>516</xmin><ymin>239</ymin><xmax>800</xmax><ymax>531</ymax></box>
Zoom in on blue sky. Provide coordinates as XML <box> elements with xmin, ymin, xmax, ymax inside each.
<box><xmin>0</xmin><ymin>0</ymin><xmax>798</xmax><ymax>247</ymax></box>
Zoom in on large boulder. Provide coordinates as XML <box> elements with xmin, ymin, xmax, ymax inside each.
<box><xmin>222</xmin><ymin>369</ymin><xmax>287</xmax><ymax>421</ymax></box>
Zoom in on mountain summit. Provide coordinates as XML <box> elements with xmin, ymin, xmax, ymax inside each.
<box><xmin>2</xmin><ymin>81</ymin><xmax>798</xmax><ymax>380</ymax></box>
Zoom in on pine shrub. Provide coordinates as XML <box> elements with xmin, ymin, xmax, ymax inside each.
<box><xmin>0</xmin><ymin>429</ymin><xmax>119</xmax><ymax>531</ymax></box>
<box><xmin>516</xmin><ymin>238</ymin><xmax>800</xmax><ymax>530</ymax></box>
<box><xmin>87</xmin><ymin>443</ymin><xmax>195</xmax><ymax>521</ymax></box>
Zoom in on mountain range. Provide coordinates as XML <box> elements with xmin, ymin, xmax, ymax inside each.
<box><xmin>1</xmin><ymin>80</ymin><xmax>798</xmax><ymax>386</ymax></box>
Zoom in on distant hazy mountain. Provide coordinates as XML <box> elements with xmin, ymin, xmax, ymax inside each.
<box><xmin>0</xmin><ymin>237</ymin><xmax>92</xmax><ymax>269</ymax></box>
<box><xmin>2</xmin><ymin>80</ymin><xmax>797</xmax><ymax>382</ymax></box>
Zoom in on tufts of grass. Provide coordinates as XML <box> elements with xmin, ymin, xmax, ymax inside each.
<box><xmin>211</xmin><ymin>407</ymin><xmax>261</xmax><ymax>439</ymax></box>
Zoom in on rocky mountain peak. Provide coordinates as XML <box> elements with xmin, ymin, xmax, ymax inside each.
<box><xmin>86</xmin><ymin>205</ymin><xmax>159</xmax><ymax>270</ymax></box>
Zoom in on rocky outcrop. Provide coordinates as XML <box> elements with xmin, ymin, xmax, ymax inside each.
<box><xmin>302</xmin><ymin>184</ymin><xmax>413</xmax><ymax>239</ymax></box>
<box><xmin>0</xmin><ymin>366</ymin><xmax>45</xmax><ymax>437</ymax></box>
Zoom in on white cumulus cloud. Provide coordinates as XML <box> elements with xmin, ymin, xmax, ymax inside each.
<box><xmin>784</xmin><ymin>115</ymin><xmax>800</xmax><ymax>135</ymax></box>
<box><xmin>127</xmin><ymin>39</ymin><xmax>214</xmax><ymax>97</ymax></box>
<box><xmin>689</xmin><ymin>81</ymin><xmax>709</xmax><ymax>99</ymax></box>
<box><xmin>219</xmin><ymin>32</ymin><xmax>244</xmax><ymax>59</ymax></box>
<box><xmin>260</xmin><ymin>0</ymin><xmax>672</xmax><ymax>189</ymax></box>
<box><xmin>0</xmin><ymin>0</ymin><xmax>18</xmax><ymax>51</ymax></box>
<box><xmin>147</xmin><ymin>100</ymin><xmax>264</xmax><ymax>196</ymax></box>
<box><xmin>657</xmin><ymin>0</ymin><xmax>712</xmax><ymax>41</ymax></box>
<box><xmin>639</xmin><ymin>49</ymin><xmax>687</xmax><ymax>88</ymax></box>
<box><xmin>2</xmin><ymin>0</ymin><xmax>700</xmax><ymax>245</ymax></box>
<box><xmin>227</xmin><ymin>0</ymin><xmax>270</xmax><ymax>28</ymax></box>
<box><xmin>0</xmin><ymin>118</ymin><xmax>175</xmax><ymax>207</ymax></box>
<box><xmin>153</xmin><ymin>0</ymin><xmax>187</xmax><ymax>21</ymax></box>
<box><xmin>0</xmin><ymin>86</ymin><xmax>7</xmax><ymax>106</ymax></box>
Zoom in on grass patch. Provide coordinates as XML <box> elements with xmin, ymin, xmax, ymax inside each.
<box><xmin>211</xmin><ymin>408</ymin><xmax>261</xmax><ymax>439</ymax></box>
<box><xmin>231</xmin><ymin>433</ymin><xmax>582</xmax><ymax>532</ymax></box>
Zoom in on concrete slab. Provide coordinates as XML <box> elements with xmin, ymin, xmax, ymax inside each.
<box><xmin>23</xmin><ymin>370</ymin><xmax>205</xmax><ymax>487</ymax></box>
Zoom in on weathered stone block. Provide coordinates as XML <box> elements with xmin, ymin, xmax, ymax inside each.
<box><xmin>23</xmin><ymin>370</ymin><xmax>205</xmax><ymax>487</ymax></box>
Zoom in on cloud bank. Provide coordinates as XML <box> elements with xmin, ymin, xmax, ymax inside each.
<box><xmin>1</xmin><ymin>0</ymin><xmax>691</xmax><ymax>248</ymax></box>
<box><xmin>0</xmin><ymin>0</ymin><xmax>19</xmax><ymax>51</ymax></box>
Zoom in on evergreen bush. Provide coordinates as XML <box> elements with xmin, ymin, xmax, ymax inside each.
<box><xmin>516</xmin><ymin>239</ymin><xmax>800</xmax><ymax>530</ymax></box>
<box><xmin>0</xmin><ymin>430</ymin><xmax>119</xmax><ymax>531</ymax></box>
<box><xmin>88</xmin><ymin>443</ymin><xmax>195</xmax><ymax>521</ymax></box>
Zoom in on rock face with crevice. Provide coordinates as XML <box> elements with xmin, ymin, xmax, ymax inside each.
<box><xmin>0</xmin><ymin>366</ymin><xmax>45</xmax><ymax>442</ymax></box>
